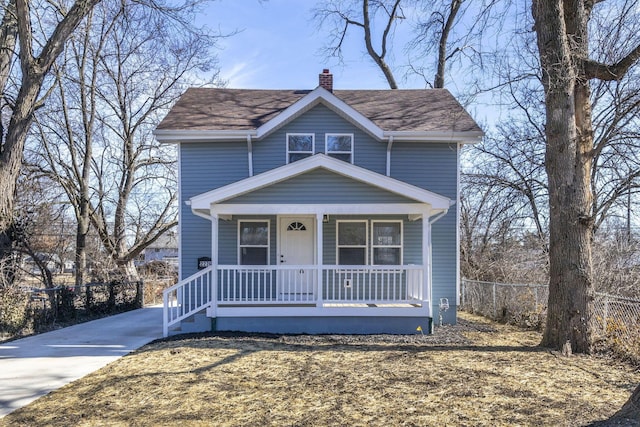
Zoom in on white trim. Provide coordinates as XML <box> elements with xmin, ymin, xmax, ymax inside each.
<box><xmin>210</xmin><ymin>204</ymin><xmax>432</xmax><ymax>216</ymax></box>
<box><xmin>386</xmin><ymin>135</ymin><xmax>394</xmax><ymax>176</ymax></box>
<box><xmin>383</xmin><ymin>131</ymin><xmax>484</xmax><ymax>143</ymax></box>
<box><xmin>456</xmin><ymin>142</ymin><xmax>462</xmax><ymax>306</ymax></box>
<box><xmin>215</xmin><ymin>305</ymin><xmax>432</xmax><ymax>318</ymax></box>
<box><xmin>371</xmin><ymin>220</ymin><xmax>403</xmax><ymax>266</ymax></box>
<box><xmin>247</xmin><ymin>134</ymin><xmax>253</xmax><ymax>177</ymax></box>
<box><xmin>316</xmin><ymin>213</ymin><xmax>324</xmax><ymax>306</ymax></box>
<box><xmin>154</xmin><ymin>129</ymin><xmax>257</xmax><ymax>143</ymax></box>
<box><xmin>177</xmin><ymin>145</ymin><xmax>183</xmax><ymax>280</ymax></box>
<box><xmin>237</xmin><ymin>219</ymin><xmax>271</xmax><ymax>265</ymax></box>
<box><xmin>286</xmin><ymin>133</ymin><xmax>315</xmax><ymax>164</ymax></box>
<box><xmin>423</xmin><ymin>214</ymin><xmax>432</xmax><ymax>314</ymax></box>
<box><xmin>190</xmin><ymin>154</ymin><xmax>451</xmax><ymax>212</ymax></box>
<box><xmin>325</xmin><ymin>133</ymin><xmax>354</xmax><ymax>164</ymax></box>
<box><xmin>336</xmin><ymin>220</ymin><xmax>369</xmax><ymax>265</ymax></box>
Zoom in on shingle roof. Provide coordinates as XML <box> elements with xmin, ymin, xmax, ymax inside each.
<box><xmin>156</xmin><ymin>87</ymin><xmax>482</xmax><ymax>134</ymax></box>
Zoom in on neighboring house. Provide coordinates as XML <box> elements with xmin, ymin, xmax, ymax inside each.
<box><xmin>143</xmin><ymin>231</ymin><xmax>179</xmax><ymax>269</ymax></box>
<box><xmin>155</xmin><ymin>70</ymin><xmax>483</xmax><ymax>337</ymax></box>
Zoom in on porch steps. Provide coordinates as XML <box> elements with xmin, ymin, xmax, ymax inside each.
<box><xmin>167</xmin><ymin>310</ymin><xmax>211</xmax><ymax>336</ymax></box>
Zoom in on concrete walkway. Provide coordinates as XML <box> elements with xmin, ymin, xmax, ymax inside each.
<box><xmin>0</xmin><ymin>305</ymin><xmax>163</xmax><ymax>417</ymax></box>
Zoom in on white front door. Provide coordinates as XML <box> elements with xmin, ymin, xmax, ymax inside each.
<box><xmin>278</xmin><ymin>216</ymin><xmax>316</xmax><ymax>300</ymax></box>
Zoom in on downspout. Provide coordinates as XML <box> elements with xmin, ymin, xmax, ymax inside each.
<box><xmin>429</xmin><ymin>210</ymin><xmax>448</xmax><ymax>225</ymax></box>
<box><xmin>386</xmin><ymin>135</ymin><xmax>394</xmax><ymax>176</ymax></box>
<box><xmin>247</xmin><ymin>134</ymin><xmax>254</xmax><ymax>177</ymax></box>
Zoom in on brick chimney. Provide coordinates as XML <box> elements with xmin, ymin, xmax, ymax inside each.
<box><xmin>319</xmin><ymin>69</ymin><xmax>333</xmax><ymax>92</ymax></box>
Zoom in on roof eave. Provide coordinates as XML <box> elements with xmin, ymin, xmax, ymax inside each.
<box><xmin>384</xmin><ymin>130</ymin><xmax>484</xmax><ymax>143</ymax></box>
<box><xmin>153</xmin><ymin>129</ymin><xmax>257</xmax><ymax>143</ymax></box>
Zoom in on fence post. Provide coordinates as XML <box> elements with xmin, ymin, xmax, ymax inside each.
<box><xmin>602</xmin><ymin>295</ymin><xmax>609</xmax><ymax>336</ymax></box>
<box><xmin>492</xmin><ymin>281</ymin><xmax>497</xmax><ymax>319</ymax></box>
<box><xmin>136</xmin><ymin>280</ymin><xmax>144</xmax><ymax>308</ymax></box>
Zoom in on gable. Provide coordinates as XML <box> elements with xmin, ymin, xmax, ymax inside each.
<box><xmin>225</xmin><ymin>169</ymin><xmax>415</xmax><ymax>205</ymax></box>
<box><xmin>189</xmin><ymin>154</ymin><xmax>452</xmax><ymax>217</ymax></box>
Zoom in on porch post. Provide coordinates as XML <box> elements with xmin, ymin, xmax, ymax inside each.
<box><xmin>316</xmin><ymin>213</ymin><xmax>324</xmax><ymax>307</ymax></box>
<box><xmin>209</xmin><ymin>213</ymin><xmax>219</xmax><ymax>317</ymax></box>
<box><xmin>422</xmin><ymin>212</ymin><xmax>432</xmax><ymax>306</ymax></box>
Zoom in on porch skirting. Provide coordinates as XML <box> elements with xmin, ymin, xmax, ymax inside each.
<box><xmin>214</xmin><ymin>316</ymin><xmax>433</xmax><ymax>335</ymax></box>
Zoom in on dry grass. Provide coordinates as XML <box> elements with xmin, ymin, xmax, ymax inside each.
<box><xmin>2</xmin><ymin>312</ymin><xmax>639</xmax><ymax>427</ymax></box>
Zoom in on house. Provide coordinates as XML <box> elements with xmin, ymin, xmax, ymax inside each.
<box><xmin>154</xmin><ymin>70</ymin><xmax>483</xmax><ymax>337</ymax></box>
<box><xmin>142</xmin><ymin>231</ymin><xmax>179</xmax><ymax>270</ymax></box>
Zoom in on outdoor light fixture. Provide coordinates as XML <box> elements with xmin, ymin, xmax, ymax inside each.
<box><xmin>323</xmin><ymin>214</ymin><xmax>329</xmax><ymax>223</ymax></box>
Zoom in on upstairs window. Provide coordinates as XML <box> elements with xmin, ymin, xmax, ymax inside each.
<box><xmin>238</xmin><ymin>220</ymin><xmax>270</xmax><ymax>265</ymax></box>
<box><xmin>287</xmin><ymin>133</ymin><xmax>314</xmax><ymax>163</ymax></box>
<box><xmin>326</xmin><ymin>134</ymin><xmax>353</xmax><ymax>163</ymax></box>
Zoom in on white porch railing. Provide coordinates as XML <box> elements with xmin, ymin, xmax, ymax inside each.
<box><xmin>217</xmin><ymin>265</ymin><xmax>424</xmax><ymax>304</ymax></box>
<box><xmin>164</xmin><ymin>264</ymin><xmax>425</xmax><ymax>336</ymax></box>
<box><xmin>163</xmin><ymin>266</ymin><xmax>212</xmax><ymax>337</ymax></box>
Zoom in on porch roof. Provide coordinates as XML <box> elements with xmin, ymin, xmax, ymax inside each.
<box><xmin>189</xmin><ymin>154</ymin><xmax>451</xmax><ymax>219</ymax></box>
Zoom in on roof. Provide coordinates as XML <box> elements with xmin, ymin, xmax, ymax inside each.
<box><xmin>155</xmin><ymin>87</ymin><xmax>483</xmax><ymax>142</ymax></box>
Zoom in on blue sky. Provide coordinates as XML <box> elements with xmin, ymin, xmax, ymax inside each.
<box><xmin>201</xmin><ymin>0</ymin><xmax>424</xmax><ymax>90</ymax></box>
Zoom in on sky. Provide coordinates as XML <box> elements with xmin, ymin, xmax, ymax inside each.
<box><xmin>200</xmin><ymin>0</ymin><xmax>426</xmax><ymax>91</ymax></box>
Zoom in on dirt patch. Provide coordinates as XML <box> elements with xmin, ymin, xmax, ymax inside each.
<box><xmin>2</xmin><ymin>313</ymin><xmax>638</xmax><ymax>427</ymax></box>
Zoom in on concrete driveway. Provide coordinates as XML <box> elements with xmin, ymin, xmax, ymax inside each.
<box><xmin>0</xmin><ymin>305</ymin><xmax>163</xmax><ymax>417</ymax></box>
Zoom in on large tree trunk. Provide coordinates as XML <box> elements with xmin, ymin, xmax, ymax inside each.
<box><xmin>532</xmin><ymin>0</ymin><xmax>595</xmax><ymax>352</ymax></box>
<box><xmin>613</xmin><ymin>383</ymin><xmax>640</xmax><ymax>421</ymax></box>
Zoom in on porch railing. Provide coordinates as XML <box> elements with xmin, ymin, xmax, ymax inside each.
<box><xmin>164</xmin><ymin>264</ymin><xmax>425</xmax><ymax>336</ymax></box>
<box><xmin>163</xmin><ymin>266</ymin><xmax>212</xmax><ymax>337</ymax></box>
<box><xmin>217</xmin><ymin>265</ymin><xmax>424</xmax><ymax>304</ymax></box>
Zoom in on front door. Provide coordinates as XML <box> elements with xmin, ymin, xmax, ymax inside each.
<box><xmin>278</xmin><ymin>216</ymin><xmax>315</xmax><ymax>301</ymax></box>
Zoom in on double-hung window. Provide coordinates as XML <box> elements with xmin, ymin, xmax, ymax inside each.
<box><xmin>371</xmin><ymin>221</ymin><xmax>402</xmax><ymax>265</ymax></box>
<box><xmin>326</xmin><ymin>134</ymin><xmax>353</xmax><ymax>163</ymax></box>
<box><xmin>238</xmin><ymin>220</ymin><xmax>269</xmax><ymax>265</ymax></box>
<box><xmin>336</xmin><ymin>220</ymin><xmax>367</xmax><ymax>265</ymax></box>
<box><xmin>287</xmin><ymin>133</ymin><xmax>314</xmax><ymax>163</ymax></box>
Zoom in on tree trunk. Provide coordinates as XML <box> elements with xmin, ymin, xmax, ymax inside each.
<box><xmin>613</xmin><ymin>383</ymin><xmax>640</xmax><ymax>420</ymax></box>
<box><xmin>74</xmin><ymin>215</ymin><xmax>89</xmax><ymax>288</ymax></box>
<box><xmin>532</xmin><ymin>0</ymin><xmax>595</xmax><ymax>352</ymax></box>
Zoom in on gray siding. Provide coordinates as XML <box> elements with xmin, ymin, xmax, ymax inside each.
<box><xmin>180</xmin><ymin>142</ymin><xmax>248</xmax><ymax>278</ymax></box>
<box><xmin>227</xmin><ymin>169</ymin><xmax>415</xmax><ymax>204</ymax></box>
<box><xmin>391</xmin><ymin>142</ymin><xmax>459</xmax><ymax>320</ymax></box>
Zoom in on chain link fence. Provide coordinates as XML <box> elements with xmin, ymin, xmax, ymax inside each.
<box><xmin>460</xmin><ymin>279</ymin><xmax>640</xmax><ymax>363</ymax></box>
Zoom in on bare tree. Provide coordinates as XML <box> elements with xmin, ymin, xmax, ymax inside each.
<box><xmin>0</xmin><ymin>0</ymin><xmax>103</xmax><ymax>285</ymax></box>
<box><xmin>314</xmin><ymin>0</ymin><xmax>403</xmax><ymax>89</ymax></box>
<box><xmin>30</xmin><ymin>0</ymin><xmax>221</xmax><ymax>280</ymax></box>
<box><xmin>532</xmin><ymin>0</ymin><xmax>640</xmax><ymax>354</ymax></box>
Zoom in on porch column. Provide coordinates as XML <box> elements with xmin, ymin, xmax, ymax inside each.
<box><xmin>316</xmin><ymin>213</ymin><xmax>324</xmax><ymax>307</ymax></box>
<box><xmin>209</xmin><ymin>213</ymin><xmax>219</xmax><ymax>317</ymax></box>
<box><xmin>422</xmin><ymin>214</ymin><xmax>432</xmax><ymax>305</ymax></box>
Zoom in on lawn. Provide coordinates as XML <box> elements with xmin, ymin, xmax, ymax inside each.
<box><xmin>2</xmin><ymin>313</ymin><xmax>638</xmax><ymax>426</ymax></box>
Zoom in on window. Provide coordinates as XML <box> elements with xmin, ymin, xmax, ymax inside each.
<box><xmin>287</xmin><ymin>133</ymin><xmax>314</xmax><ymax>163</ymax></box>
<box><xmin>337</xmin><ymin>221</ymin><xmax>367</xmax><ymax>265</ymax></box>
<box><xmin>372</xmin><ymin>221</ymin><xmax>402</xmax><ymax>265</ymax></box>
<box><xmin>325</xmin><ymin>134</ymin><xmax>353</xmax><ymax>163</ymax></box>
<box><xmin>238</xmin><ymin>220</ymin><xmax>269</xmax><ymax>265</ymax></box>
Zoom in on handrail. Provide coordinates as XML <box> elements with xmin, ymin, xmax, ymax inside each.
<box><xmin>163</xmin><ymin>266</ymin><xmax>213</xmax><ymax>337</ymax></box>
